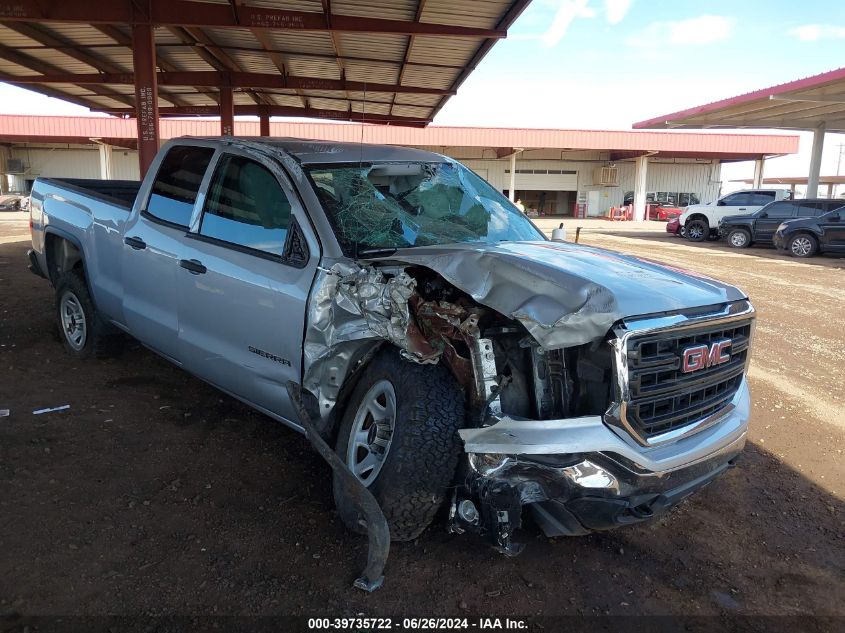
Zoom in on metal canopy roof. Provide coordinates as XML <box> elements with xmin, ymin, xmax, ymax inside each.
<box><xmin>633</xmin><ymin>67</ymin><xmax>845</xmax><ymax>132</ymax></box>
<box><xmin>0</xmin><ymin>0</ymin><xmax>531</xmax><ymax>127</ymax></box>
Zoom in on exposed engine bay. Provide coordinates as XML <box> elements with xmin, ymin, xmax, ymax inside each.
<box><xmin>301</xmin><ymin>259</ymin><xmax>615</xmax><ymax>553</ymax></box>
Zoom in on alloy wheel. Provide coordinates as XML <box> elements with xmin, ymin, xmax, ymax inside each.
<box><xmin>791</xmin><ymin>236</ymin><xmax>813</xmax><ymax>257</ymax></box>
<box><xmin>346</xmin><ymin>379</ymin><xmax>397</xmax><ymax>486</ymax></box>
<box><xmin>60</xmin><ymin>291</ymin><xmax>87</xmax><ymax>351</ymax></box>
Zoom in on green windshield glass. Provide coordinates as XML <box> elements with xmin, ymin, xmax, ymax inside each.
<box><xmin>306</xmin><ymin>161</ymin><xmax>545</xmax><ymax>253</ymax></box>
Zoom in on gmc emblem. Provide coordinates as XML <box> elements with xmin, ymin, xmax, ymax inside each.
<box><xmin>681</xmin><ymin>339</ymin><xmax>732</xmax><ymax>373</ymax></box>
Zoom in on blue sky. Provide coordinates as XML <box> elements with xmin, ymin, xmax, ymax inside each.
<box><xmin>2</xmin><ymin>0</ymin><xmax>845</xmax><ymax>185</ymax></box>
<box><xmin>438</xmin><ymin>0</ymin><xmax>845</xmax><ymax>129</ymax></box>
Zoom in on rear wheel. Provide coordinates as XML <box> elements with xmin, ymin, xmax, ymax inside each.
<box><xmin>788</xmin><ymin>233</ymin><xmax>818</xmax><ymax>258</ymax></box>
<box><xmin>686</xmin><ymin>219</ymin><xmax>708</xmax><ymax>242</ymax></box>
<box><xmin>727</xmin><ymin>228</ymin><xmax>751</xmax><ymax>249</ymax></box>
<box><xmin>333</xmin><ymin>348</ymin><xmax>465</xmax><ymax>541</ymax></box>
<box><xmin>55</xmin><ymin>270</ymin><xmax>122</xmax><ymax>358</ymax></box>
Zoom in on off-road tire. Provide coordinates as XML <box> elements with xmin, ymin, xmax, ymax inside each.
<box><xmin>686</xmin><ymin>219</ymin><xmax>708</xmax><ymax>242</ymax></box>
<box><xmin>788</xmin><ymin>233</ymin><xmax>818</xmax><ymax>258</ymax></box>
<box><xmin>55</xmin><ymin>269</ymin><xmax>123</xmax><ymax>358</ymax></box>
<box><xmin>333</xmin><ymin>348</ymin><xmax>465</xmax><ymax>541</ymax></box>
<box><xmin>727</xmin><ymin>228</ymin><xmax>751</xmax><ymax>249</ymax></box>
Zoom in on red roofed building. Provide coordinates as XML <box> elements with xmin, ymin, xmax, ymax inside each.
<box><xmin>0</xmin><ymin>115</ymin><xmax>798</xmax><ymax>219</ymax></box>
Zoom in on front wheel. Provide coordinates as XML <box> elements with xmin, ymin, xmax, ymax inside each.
<box><xmin>333</xmin><ymin>348</ymin><xmax>465</xmax><ymax>541</ymax></box>
<box><xmin>727</xmin><ymin>228</ymin><xmax>751</xmax><ymax>248</ymax></box>
<box><xmin>686</xmin><ymin>219</ymin><xmax>708</xmax><ymax>242</ymax></box>
<box><xmin>788</xmin><ymin>233</ymin><xmax>818</xmax><ymax>258</ymax></box>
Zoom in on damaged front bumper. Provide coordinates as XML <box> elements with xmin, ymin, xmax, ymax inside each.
<box><xmin>453</xmin><ymin>378</ymin><xmax>749</xmax><ymax>547</ymax></box>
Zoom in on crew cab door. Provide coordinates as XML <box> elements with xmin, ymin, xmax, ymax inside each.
<box><xmin>819</xmin><ymin>210</ymin><xmax>845</xmax><ymax>252</ymax></box>
<box><xmin>754</xmin><ymin>201</ymin><xmax>796</xmax><ymax>243</ymax></box>
<box><xmin>121</xmin><ymin>144</ymin><xmax>215</xmax><ymax>361</ymax></box>
<box><xmin>176</xmin><ymin>149</ymin><xmax>319</xmax><ymax>426</ymax></box>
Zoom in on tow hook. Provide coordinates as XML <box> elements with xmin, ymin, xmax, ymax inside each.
<box><xmin>286</xmin><ymin>382</ymin><xmax>390</xmax><ymax>592</ymax></box>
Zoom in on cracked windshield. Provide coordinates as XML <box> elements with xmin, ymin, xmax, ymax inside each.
<box><xmin>307</xmin><ymin>161</ymin><xmax>544</xmax><ymax>252</ymax></box>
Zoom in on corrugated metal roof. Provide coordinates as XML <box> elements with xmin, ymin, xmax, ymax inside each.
<box><xmin>0</xmin><ymin>0</ymin><xmax>531</xmax><ymax>125</ymax></box>
<box><xmin>634</xmin><ymin>67</ymin><xmax>845</xmax><ymax>133</ymax></box>
<box><xmin>0</xmin><ymin>114</ymin><xmax>799</xmax><ymax>158</ymax></box>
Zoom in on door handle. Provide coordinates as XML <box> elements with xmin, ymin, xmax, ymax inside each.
<box><xmin>124</xmin><ymin>236</ymin><xmax>146</xmax><ymax>250</ymax></box>
<box><xmin>179</xmin><ymin>258</ymin><xmax>207</xmax><ymax>275</ymax></box>
<box><xmin>737</xmin><ymin>208</ymin><xmax>747</xmax><ymax>211</ymax></box>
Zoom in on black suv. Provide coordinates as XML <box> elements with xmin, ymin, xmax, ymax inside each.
<box><xmin>720</xmin><ymin>199</ymin><xmax>845</xmax><ymax>248</ymax></box>
<box><xmin>772</xmin><ymin>206</ymin><xmax>845</xmax><ymax>257</ymax></box>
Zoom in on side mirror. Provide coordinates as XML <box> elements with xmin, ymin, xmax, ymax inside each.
<box><xmin>830</xmin><ymin>215</ymin><xmax>841</xmax><ymax>222</ymax></box>
<box><xmin>758</xmin><ymin>212</ymin><xmax>768</xmax><ymax>218</ymax></box>
<box><xmin>717</xmin><ymin>200</ymin><xmax>726</xmax><ymax>206</ymax></box>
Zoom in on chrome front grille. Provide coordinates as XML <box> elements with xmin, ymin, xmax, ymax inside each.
<box><xmin>607</xmin><ymin>301</ymin><xmax>755</xmax><ymax>446</ymax></box>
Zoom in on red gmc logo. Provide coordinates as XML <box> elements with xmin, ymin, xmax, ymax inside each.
<box><xmin>681</xmin><ymin>339</ymin><xmax>732</xmax><ymax>373</ymax></box>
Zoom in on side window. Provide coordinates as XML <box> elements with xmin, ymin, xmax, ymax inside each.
<box><xmin>199</xmin><ymin>154</ymin><xmax>291</xmax><ymax>257</ymax></box>
<box><xmin>796</xmin><ymin>202</ymin><xmax>822</xmax><ymax>217</ymax></box>
<box><xmin>751</xmin><ymin>192</ymin><xmax>777</xmax><ymax>205</ymax></box>
<box><xmin>146</xmin><ymin>145</ymin><xmax>214</xmax><ymax>227</ymax></box>
<box><xmin>722</xmin><ymin>192</ymin><xmax>749</xmax><ymax>206</ymax></box>
<box><xmin>765</xmin><ymin>202</ymin><xmax>796</xmax><ymax>218</ymax></box>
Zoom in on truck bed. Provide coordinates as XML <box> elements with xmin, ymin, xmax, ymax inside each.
<box><xmin>37</xmin><ymin>178</ymin><xmax>141</xmax><ymax>210</ymax></box>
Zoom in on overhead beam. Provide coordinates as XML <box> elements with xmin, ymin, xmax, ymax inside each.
<box><xmin>770</xmin><ymin>94</ymin><xmax>845</xmax><ymax>105</ymax></box>
<box><xmin>172</xmin><ymin>26</ymin><xmax>271</xmax><ymax>108</ymax></box>
<box><xmin>0</xmin><ymin>42</ymin><xmax>135</xmax><ymax>108</ymax></box>
<box><xmin>238</xmin><ymin>0</ymin><xmax>308</xmax><ymax>109</ymax></box>
<box><xmin>10</xmin><ymin>71</ymin><xmax>456</xmax><ymax>95</ymax></box>
<box><xmin>0</xmin><ymin>0</ymin><xmax>506</xmax><ymax>37</ymax></box>
<box><xmin>100</xmin><ymin>104</ymin><xmax>429</xmax><ymax>126</ymax></box>
<box><xmin>667</xmin><ymin>118</ymin><xmax>845</xmax><ymax>131</ymax></box>
<box><xmin>10</xmin><ymin>42</ymin><xmax>467</xmax><ymax>71</ymax></box>
<box><xmin>92</xmin><ymin>24</ymin><xmax>220</xmax><ymax>103</ymax></box>
<box><xmin>2</xmin><ymin>21</ymin><xmax>190</xmax><ymax>107</ymax></box>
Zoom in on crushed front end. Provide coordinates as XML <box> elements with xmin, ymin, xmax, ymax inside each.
<box><xmin>449</xmin><ymin>300</ymin><xmax>755</xmax><ymax>553</ymax></box>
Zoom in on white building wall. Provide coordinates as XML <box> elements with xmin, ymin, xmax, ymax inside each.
<box><xmin>7</xmin><ymin>144</ymin><xmax>722</xmax><ymax>216</ymax></box>
<box><xmin>10</xmin><ymin>146</ymin><xmax>141</xmax><ymax>182</ymax></box>
<box><xmin>461</xmin><ymin>157</ymin><xmax>721</xmax><ymax>214</ymax></box>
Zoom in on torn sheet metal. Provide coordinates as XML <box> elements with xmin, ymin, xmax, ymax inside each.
<box><xmin>376</xmin><ymin>240</ymin><xmax>747</xmax><ymax>349</ymax></box>
<box><xmin>303</xmin><ymin>261</ymin><xmax>438</xmax><ymax>421</ymax></box>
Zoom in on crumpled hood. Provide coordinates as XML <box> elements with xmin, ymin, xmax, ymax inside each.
<box><xmin>381</xmin><ymin>240</ymin><xmax>747</xmax><ymax>348</ymax></box>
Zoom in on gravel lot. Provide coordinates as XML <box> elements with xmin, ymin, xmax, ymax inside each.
<box><xmin>1</xmin><ymin>218</ymin><xmax>843</xmax><ymax>621</ymax></box>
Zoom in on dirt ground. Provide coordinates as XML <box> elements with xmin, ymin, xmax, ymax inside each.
<box><xmin>1</xmin><ymin>218</ymin><xmax>843</xmax><ymax>621</ymax></box>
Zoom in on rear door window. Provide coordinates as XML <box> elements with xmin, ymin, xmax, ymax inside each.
<box><xmin>722</xmin><ymin>192</ymin><xmax>752</xmax><ymax>206</ymax></box>
<box><xmin>146</xmin><ymin>145</ymin><xmax>214</xmax><ymax>227</ymax></box>
<box><xmin>199</xmin><ymin>154</ymin><xmax>291</xmax><ymax>257</ymax></box>
<box><xmin>751</xmin><ymin>192</ymin><xmax>777</xmax><ymax>206</ymax></box>
<box><xmin>765</xmin><ymin>201</ymin><xmax>796</xmax><ymax>218</ymax></box>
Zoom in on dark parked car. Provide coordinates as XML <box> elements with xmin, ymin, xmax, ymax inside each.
<box><xmin>772</xmin><ymin>207</ymin><xmax>845</xmax><ymax>258</ymax></box>
<box><xmin>720</xmin><ymin>199</ymin><xmax>845</xmax><ymax>248</ymax></box>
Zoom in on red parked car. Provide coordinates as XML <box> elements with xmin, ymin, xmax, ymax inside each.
<box><xmin>666</xmin><ymin>217</ymin><xmax>685</xmax><ymax>237</ymax></box>
<box><xmin>647</xmin><ymin>203</ymin><xmax>683</xmax><ymax>222</ymax></box>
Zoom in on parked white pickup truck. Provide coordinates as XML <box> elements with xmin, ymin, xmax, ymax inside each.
<box><xmin>679</xmin><ymin>188</ymin><xmax>792</xmax><ymax>241</ymax></box>
<box><xmin>28</xmin><ymin>137</ymin><xmax>755</xmax><ymax>567</ymax></box>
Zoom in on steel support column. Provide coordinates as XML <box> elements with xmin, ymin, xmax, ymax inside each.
<box><xmin>220</xmin><ymin>86</ymin><xmax>234</xmax><ymax>136</ymax></box>
<box><xmin>633</xmin><ymin>155</ymin><xmax>648</xmax><ymax>221</ymax></box>
<box><xmin>98</xmin><ymin>143</ymin><xmax>114</xmax><ymax>180</ymax></box>
<box><xmin>752</xmin><ymin>158</ymin><xmax>764</xmax><ymax>189</ymax></box>
<box><xmin>132</xmin><ymin>23</ymin><xmax>160</xmax><ymax>178</ymax></box>
<box><xmin>259</xmin><ymin>106</ymin><xmax>270</xmax><ymax>136</ymax></box>
<box><xmin>508</xmin><ymin>152</ymin><xmax>517</xmax><ymax>202</ymax></box>
<box><xmin>807</xmin><ymin>123</ymin><xmax>826</xmax><ymax>198</ymax></box>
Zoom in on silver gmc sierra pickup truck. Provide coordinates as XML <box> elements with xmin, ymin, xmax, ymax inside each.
<box><xmin>28</xmin><ymin>137</ymin><xmax>755</xmax><ymax>555</ymax></box>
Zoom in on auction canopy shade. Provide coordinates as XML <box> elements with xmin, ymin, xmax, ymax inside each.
<box><xmin>0</xmin><ymin>0</ymin><xmax>531</xmax><ymax>126</ymax></box>
<box><xmin>633</xmin><ymin>67</ymin><xmax>845</xmax><ymax>133</ymax></box>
